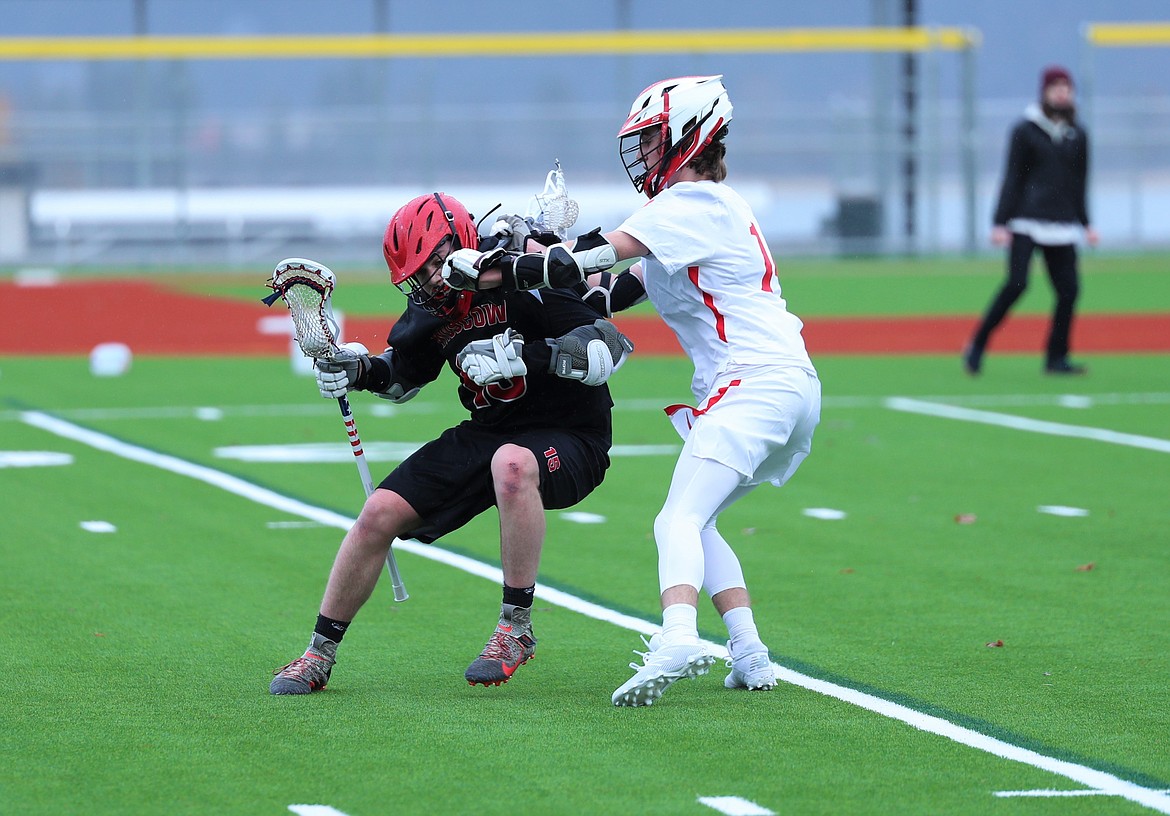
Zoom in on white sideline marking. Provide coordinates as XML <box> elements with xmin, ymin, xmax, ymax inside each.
<box><xmin>266</xmin><ymin>521</ymin><xmax>324</xmax><ymax>529</ymax></box>
<box><xmin>1037</xmin><ymin>505</ymin><xmax>1089</xmax><ymax>517</ymax></box>
<box><xmin>802</xmin><ymin>507</ymin><xmax>846</xmax><ymax>520</ymax></box>
<box><xmin>996</xmin><ymin>788</ymin><xmax>1170</xmax><ymax>798</ymax></box>
<box><xmin>20</xmin><ymin>410</ymin><xmax>1170</xmax><ymax>816</ymax></box>
<box><xmin>288</xmin><ymin>806</ymin><xmax>351</xmax><ymax>816</ymax></box>
<box><xmin>560</xmin><ymin>511</ymin><xmax>607</xmax><ymax>524</ymax></box>
<box><xmin>215</xmin><ymin>441</ymin><xmax>424</xmax><ymax>463</ymax></box>
<box><xmin>611</xmin><ymin>444</ymin><xmax>680</xmax><ymax>456</ymax></box>
<box><xmin>0</xmin><ymin>403</ymin><xmax>441</xmax><ymax>423</ymax></box>
<box><xmin>4</xmin><ymin>391</ymin><xmax>1169</xmax><ymax>425</ymax></box>
<box><xmin>886</xmin><ymin>398</ymin><xmax>1170</xmax><ymax>454</ymax></box>
<box><xmin>698</xmin><ymin>795</ymin><xmax>775</xmax><ymax>815</ymax></box>
<box><xmin>0</xmin><ymin>451</ymin><xmax>73</xmax><ymax>468</ymax></box>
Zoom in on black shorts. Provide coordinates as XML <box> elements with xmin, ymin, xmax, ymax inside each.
<box><xmin>379</xmin><ymin>421</ymin><xmax>611</xmax><ymax>544</ymax></box>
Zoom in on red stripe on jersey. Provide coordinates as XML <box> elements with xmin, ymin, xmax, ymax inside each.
<box><xmin>702</xmin><ymin>378</ymin><xmax>742</xmax><ymax>412</ymax></box>
<box><xmin>750</xmin><ymin>223</ymin><xmax>776</xmax><ymax>292</ymax></box>
<box><xmin>663</xmin><ymin>377</ymin><xmax>743</xmax><ymax>423</ymax></box>
<box><xmin>687</xmin><ymin>265</ymin><xmax>727</xmax><ymax>342</ymax></box>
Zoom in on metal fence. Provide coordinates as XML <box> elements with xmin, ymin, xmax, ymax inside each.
<box><xmin>1</xmin><ymin>28</ymin><xmax>1168</xmax><ymax>267</ymax></box>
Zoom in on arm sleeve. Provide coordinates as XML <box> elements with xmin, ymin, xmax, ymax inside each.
<box><xmin>382</xmin><ymin>307</ymin><xmax>446</xmax><ymax>386</ymax></box>
<box><xmin>364</xmin><ymin>348</ymin><xmax>429</xmax><ymax>394</ymax></box>
<box><xmin>992</xmin><ymin>124</ymin><xmax>1028</xmax><ymax>226</ymax></box>
<box><xmin>1077</xmin><ymin>129</ymin><xmax>1091</xmax><ymax>225</ymax></box>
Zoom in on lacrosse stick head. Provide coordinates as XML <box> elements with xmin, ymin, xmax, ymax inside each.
<box><xmin>267</xmin><ymin>258</ymin><xmax>342</xmax><ymax>359</ymax></box>
<box><xmin>526</xmin><ymin>159</ymin><xmax>579</xmax><ymax>239</ymax></box>
<box><xmin>384</xmin><ymin>192</ymin><xmax>476</xmax><ymax>319</ymax></box>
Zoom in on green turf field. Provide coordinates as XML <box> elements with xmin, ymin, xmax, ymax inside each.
<box><xmin>3</xmin><ymin>256</ymin><xmax>1169</xmax><ymax>815</ymax></box>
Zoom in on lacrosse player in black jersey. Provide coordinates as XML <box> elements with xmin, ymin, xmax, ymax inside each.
<box><xmin>270</xmin><ymin>192</ymin><xmax>633</xmax><ymax>694</ymax></box>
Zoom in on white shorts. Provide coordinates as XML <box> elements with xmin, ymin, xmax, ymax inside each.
<box><xmin>664</xmin><ymin>363</ymin><xmax>821</xmax><ymax>487</ymax></box>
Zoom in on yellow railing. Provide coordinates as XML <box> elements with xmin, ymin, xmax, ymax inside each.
<box><xmin>0</xmin><ymin>27</ymin><xmax>979</xmax><ymax>61</ymax></box>
<box><xmin>1084</xmin><ymin>22</ymin><xmax>1170</xmax><ymax>47</ymax></box>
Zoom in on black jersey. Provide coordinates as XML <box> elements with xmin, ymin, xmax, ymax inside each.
<box><xmin>385</xmin><ymin>288</ymin><xmax>613</xmax><ymax>434</ymax></box>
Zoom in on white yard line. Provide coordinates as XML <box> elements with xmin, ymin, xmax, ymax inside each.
<box><xmin>4</xmin><ymin>392</ymin><xmax>1170</xmax><ymax>424</ymax></box>
<box><xmin>886</xmin><ymin>397</ymin><xmax>1170</xmax><ymax>454</ymax></box>
<box><xmin>20</xmin><ymin>410</ymin><xmax>1170</xmax><ymax>815</ymax></box>
<box><xmin>996</xmin><ymin>788</ymin><xmax>1170</xmax><ymax>798</ymax></box>
<box><xmin>698</xmin><ymin>795</ymin><xmax>776</xmax><ymax>815</ymax></box>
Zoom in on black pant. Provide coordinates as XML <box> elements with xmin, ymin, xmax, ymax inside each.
<box><xmin>970</xmin><ymin>233</ymin><xmax>1080</xmax><ymax>364</ymax></box>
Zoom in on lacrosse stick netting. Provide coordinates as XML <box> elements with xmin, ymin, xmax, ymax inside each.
<box><xmin>264</xmin><ymin>259</ymin><xmax>342</xmax><ymax>358</ymax></box>
<box><xmin>526</xmin><ymin>159</ymin><xmax>580</xmax><ymax>239</ymax></box>
<box><xmin>265</xmin><ymin>258</ymin><xmax>409</xmax><ymax>602</ymax></box>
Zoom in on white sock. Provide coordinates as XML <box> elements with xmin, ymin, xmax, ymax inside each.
<box><xmin>659</xmin><ymin>603</ymin><xmax>700</xmax><ymax>645</ymax></box>
<box><xmin>723</xmin><ymin>606</ymin><xmax>767</xmax><ymax>656</ymax></box>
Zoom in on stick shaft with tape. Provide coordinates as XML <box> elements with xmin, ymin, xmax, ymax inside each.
<box><xmin>338</xmin><ymin>395</ymin><xmax>408</xmax><ymax>602</ymax></box>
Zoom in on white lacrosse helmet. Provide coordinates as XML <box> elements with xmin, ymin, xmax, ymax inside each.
<box><xmin>617</xmin><ymin>74</ymin><xmax>733</xmax><ymax>198</ymax></box>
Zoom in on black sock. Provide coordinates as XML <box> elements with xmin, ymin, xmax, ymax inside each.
<box><xmin>314</xmin><ymin>614</ymin><xmax>350</xmax><ymax>644</ymax></box>
<box><xmin>502</xmin><ymin>583</ymin><xmax>535</xmax><ymax>609</ymax></box>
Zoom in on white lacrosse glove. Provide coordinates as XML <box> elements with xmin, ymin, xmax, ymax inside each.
<box><xmin>444</xmin><ymin>247</ymin><xmax>508</xmax><ymax>291</ymax></box>
<box><xmin>456</xmin><ymin>329</ymin><xmax>527</xmax><ymax>386</ymax></box>
<box><xmin>546</xmin><ymin>319</ymin><xmax>634</xmax><ymax>386</ymax></box>
<box><xmin>488</xmin><ymin>214</ymin><xmax>537</xmax><ymax>252</ymax></box>
<box><xmin>314</xmin><ymin>342</ymin><xmax>370</xmax><ymax>399</ymax></box>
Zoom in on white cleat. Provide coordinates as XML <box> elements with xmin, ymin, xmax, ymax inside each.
<box><xmin>723</xmin><ymin>641</ymin><xmax>777</xmax><ymax>691</ymax></box>
<box><xmin>612</xmin><ymin>636</ymin><xmax>716</xmax><ymax>707</ymax></box>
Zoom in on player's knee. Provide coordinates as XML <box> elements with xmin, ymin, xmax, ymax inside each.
<box><xmin>354</xmin><ymin>488</ymin><xmax>414</xmax><ymax>540</ymax></box>
<box><xmin>653</xmin><ymin>509</ymin><xmax>699</xmax><ymax>554</ymax></box>
<box><xmin>491</xmin><ymin>444</ymin><xmax>540</xmax><ymax>497</ymax></box>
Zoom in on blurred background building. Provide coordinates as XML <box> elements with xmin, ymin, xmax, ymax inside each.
<box><xmin>0</xmin><ymin>0</ymin><xmax>1167</xmax><ymax>267</ymax></box>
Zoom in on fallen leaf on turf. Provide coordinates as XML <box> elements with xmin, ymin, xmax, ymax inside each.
<box><xmin>986</xmin><ymin>639</ymin><xmax>1004</xmax><ymax>648</ymax></box>
<box><xmin>1075</xmin><ymin>562</ymin><xmax>1096</xmax><ymax>571</ymax></box>
<box><xmin>955</xmin><ymin>514</ymin><xmax>977</xmax><ymax>524</ymax></box>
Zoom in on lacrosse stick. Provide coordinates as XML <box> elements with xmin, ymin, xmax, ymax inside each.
<box><xmin>264</xmin><ymin>258</ymin><xmax>409</xmax><ymax>602</ymax></box>
<box><xmin>525</xmin><ymin>159</ymin><xmax>580</xmax><ymax>240</ymax></box>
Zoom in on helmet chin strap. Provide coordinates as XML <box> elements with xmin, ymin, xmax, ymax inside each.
<box><xmin>431</xmin><ymin>192</ymin><xmax>463</xmax><ymax>251</ymax></box>
<box><xmin>649</xmin><ymin>133</ymin><xmax>691</xmax><ymax>195</ymax></box>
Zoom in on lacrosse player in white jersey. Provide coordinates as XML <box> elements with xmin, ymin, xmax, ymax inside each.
<box><xmin>444</xmin><ymin>75</ymin><xmax>821</xmax><ymax>706</ymax></box>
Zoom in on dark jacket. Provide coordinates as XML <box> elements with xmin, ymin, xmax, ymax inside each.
<box><xmin>993</xmin><ymin>104</ymin><xmax>1090</xmax><ymax>227</ymax></box>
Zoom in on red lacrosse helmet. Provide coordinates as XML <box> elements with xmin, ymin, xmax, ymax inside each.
<box><xmin>383</xmin><ymin>192</ymin><xmax>477</xmax><ymax>318</ymax></box>
<box><xmin>617</xmin><ymin>75</ymin><xmax>732</xmax><ymax>198</ymax></box>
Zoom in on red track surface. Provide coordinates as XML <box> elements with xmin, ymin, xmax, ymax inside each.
<box><xmin>4</xmin><ymin>279</ymin><xmax>1169</xmax><ymax>356</ymax></box>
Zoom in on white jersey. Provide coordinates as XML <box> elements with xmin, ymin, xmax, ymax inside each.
<box><xmin>617</xmin><ymin>180</ymin><xmax>815</xmax><ymax>400</ymax></box>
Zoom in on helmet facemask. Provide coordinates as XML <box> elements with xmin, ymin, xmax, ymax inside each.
<box><xmin>619</xmin><ymin>122</ymin><xmax>667</xmax><ymax>196</ymax></box>
<box><xmin>394</xmin><ymin>235</ymin><xmax>468</xmax><ymax>319</ymax></box>
<box><xmin>621</xmin><ymin>118</ymin><xmax>713</xmax><ymax>198</ymax></box>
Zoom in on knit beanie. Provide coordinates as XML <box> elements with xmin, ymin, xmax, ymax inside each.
<box><xmin>1040</xmin><ymin>65</ymin><xmax>1074</xmax><ymax>97</ymax></box>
